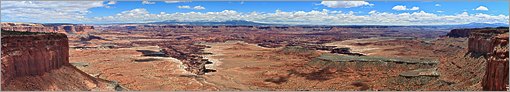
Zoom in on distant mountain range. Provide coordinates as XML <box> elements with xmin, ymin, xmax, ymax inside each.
<box><xmin>147</xmin><ymin>20</ymin><xmax>508</xmax><ymax>29</ymax></box>
<box><xmin>441</xmin><ymin>22</ymin><xmax>509</xmax><ymax>29</ymax></box>
<box><xmin>149</xmin><ymin>20</ymin><xmax>270</xmax><ymax>26</ymax></box>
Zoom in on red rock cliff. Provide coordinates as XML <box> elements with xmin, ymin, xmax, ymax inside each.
<box><xmin>482</xmin><ymin>33</ymin><xmax>509</xmax><ymax>91</ymax></box>
<box><xmin>1</xmin><ymin>22</ymin><xmax>56</xmax><ymax>33</ymax></box>
<box><xmin>467</xmin><ymin>28</ymin><xmax>508</xmax><ymax>55</ymax></box>
<box><xmin>1</xmin><ymin>33</ymin><xmax>69</xmax><ymax>87</ymax></box>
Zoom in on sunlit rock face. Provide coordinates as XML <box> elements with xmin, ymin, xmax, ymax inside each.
<box><xmin>1</xmin><ymin>33</ymin><xmax>69</xmax><ymax>87</ymax></box>
<box><xmin>482</xmin><ymin>33</ymin><xmax>509</xmax><ymax>91</ymax></box>
<box><xmin>466</xmin><ymin>27</ymin><xmax>508</xmax><ymax>55</ymax></box>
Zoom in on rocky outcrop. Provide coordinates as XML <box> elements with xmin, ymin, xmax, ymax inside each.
<box><xmin>1</xmin><ymin>22</ymin><xmax>56</xmax><ymax>33</ymax></box>
<box><xmin>1</xmin><ymin>31</ymin><xmax>122</xmax><ymax>91</ymax></box>
<box><xmin>482</xmin><ymin>33</ymin><xmax>509</xmax><ymax>91</ymax></box>
<box><xmin>1</xmin><ymin>32</ymin><xmax>69</xmax><ymax>87</ymax></box>
<box><xmin>447</xmin><ymin>27</ymin><xmax>508</xmax><ymax>38</ymax></box>
<box><xmin>449</xmin><ymin>27</ymin><xmax>509</xmax><ymax>90</ymax></box>
<box><xmin>1</xmin><ymin>22</ymin><xmax>94</xmax><ymax>34</ymax></box>
<box><xmin>330</xmin><ymin>48</ymin><xmax>365</xmax><ymax>56</ymax></box>
<box><xmin>446</xmin><ymin>29</ymin><xmax>473</xmax><ymax>37</ymax></box>
<box><xmin>467</xmin><ymin>27</ymin><xmax>508</xmax><ymax>55</ymax></box>
<box><xmin>75</xmin><ymin>26</ymin><xmax>95</xmax><ymax>33</ymax></box>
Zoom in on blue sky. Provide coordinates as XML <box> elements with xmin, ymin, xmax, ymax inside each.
<box><xmin>89</xmin><ymin>1</ymin><xmax>509</xmax><ymax>16</ymax></box>
<box><xmin>1</xmin><ymin>1</ymin><xmax>509</xmax><ymax>25</ymax></box>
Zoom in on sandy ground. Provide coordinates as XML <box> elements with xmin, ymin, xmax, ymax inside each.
<box><xmin>324</xmin><ymin>37</ymin><xmax>399</xmax><ymax>55</ymax></box>
<box><xmin>3</xmin><ymin>65</ymin><xmax>115</xmax><ymax>91</ymax></box>
<box><xmin>198</xmin><ymin>41</ymin><xmax>416</xmax><ymax>91</ymax></box>
<box><xmin>69</xmin><ymin>46</ymin><xmax>217</xmax><ymax>91</ymax></box>
<box><xmin>69</xmin><ymin>38</ymin><xmax>445</xmax><ymax>91</ymax></box>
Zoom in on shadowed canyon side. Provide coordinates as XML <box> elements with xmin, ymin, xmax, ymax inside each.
<box><xmin>0</xmin><ymin>31</ymin><xmax>123</xmax><ymax>91</ymax></box>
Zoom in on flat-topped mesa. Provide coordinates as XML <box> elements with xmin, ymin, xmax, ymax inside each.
<box><xmin>446</xmin><ymin>27</ymin><xmax>508</xmax><ymax>38</ymax></box>
<box><xmin>467</xmin><ymin>27</ymin><xmax>508</xmax><ymax>55</ymax></box>
<box><xmin>1</xmin><ymin>31</ymin><xmax>69</xmax><ymax>88</ymax></box>
<box><xmin>482</xmin><ymin>33</ymin><xmax>509</xmax><ymax>91</ymax></box>
<box><xmin>1</xmin><ymin>22</ymin><xmax>55</xmax><ymax>33</ymax></box>
<box><xmin>1</xmin><ymin>22</ymin><xmax>94</xmax><ymax>34</ymax></box>
<box><xmin>446</xmin><ymin>29</ymin><xmax>473</xmax><ymax>37</ymax></box>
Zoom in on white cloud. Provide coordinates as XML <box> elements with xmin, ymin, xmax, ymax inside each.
<box><xmin>178</xmin><ymin>5</ymin><xmax>205</xmax><ymax>10</ymax></box>
<box><xmin>410</xmin><ymin>7</ymin><xmax>419</xmax><ymax>10</ymax></box>
<box><xmin>320</xmin><ymin>1</ymin><xmax>373</xmax><ymax>8</ymax></box>
<box><xmin>107</xmin><ymin>1</ymin><xmax>116</xmax><ymax>5</ymax></box>
<box><xmin>392</xmin><ymin>5</ymin><xmax>419</xmax><ymax>11</ymax></box>
<box><xmin>392</xmin><ymin>5</ymin><xmax>407</xmax><ymax>10</ymax></box>
<box><xmin>164</xmin><ymin>1</ymin><xmax>180</xmax><ymax>3</ymax></box>
<box><xmin>177</xmin><ymin>5</ymin><xmax>190</xmax><ymax>9</ymax></box>
<box><xmin>142</xmin><ymin>1</ymin><xmax>155</xmax><ymax>4</ymax></box>
<box><xmin>368</xmin><ymin>10</ymin><xmax>377</xmax><ymax>14</ymax></box>
<box><xmin>436</xmin><ymin>11</ymin><xmax>444</xmax><ymax>13</ymax></box>
<box><xmin>1</xmin><ymin>1</ymin><xmax>106</xmax><ymax>23</ymax></box>
<box><xmin>435</xmin><ymin>4</ymin><xmax>440</xmax><ymax>6</ymax></box>
<box><xmin>89</xmin><ymin>8</ymin><xmax>509</xmax><ymax>25</ymax></box>
<box><xmin>475</xmin><ymin>6</ymin><xmax>489</xmax><ymax>11</ymax></box>
<box><xmin>193</xmin><ymin>6</ymin><xmax>205</xmax><ymax>10</ymax></box>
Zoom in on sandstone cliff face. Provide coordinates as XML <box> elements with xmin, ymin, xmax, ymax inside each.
<box><xmin>482</xmin><ymin>33</ymin><xmax>509</xmax><ymax>91</ymax></box>
<box><xmin>1</xmin><ymin>22</ymin><xmax>56</xmax><ymax>33</ymax></box>
<box><xmin>75</xmin><ymin>26</ymin><xmax>94</xmax><ymax>33</ymax></box>
<box><xmin>467</xmin><ymin>28</ymin><xmax>508</xmax><ymax>55</ymax></box>
<box><xmin>464</xmin><ymin>28</ymin><xmax>509</xmax><ymax>91</ymax></box>
<box><xmin>468</xmin><ymin>32</ymin><xmax>495</xmax><ymax>54</ymax></box>
<box><xmin>1</xmin><ymin>33</ymin><xmax>69</xmax><ymax>87</ymax></box>
<box><xmin>1</xmin><ymin>32</ymin><xmax>123</xmax><ymax>91</ymax></box>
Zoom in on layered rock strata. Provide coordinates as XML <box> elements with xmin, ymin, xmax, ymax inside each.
<box><xmin>1</xmin><ymin>33</ymin><xmax>69</xmax><ymax>86</ymax></box>
<box><xmin>482</xmin><ymin>33</ymin><xmax>509</xmax><ymax>91</ymax></box>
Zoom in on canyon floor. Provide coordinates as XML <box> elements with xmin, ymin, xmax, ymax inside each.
<box><xmin>62</xmin><ymin>26</ymin><xmax>509</xmax><ymax>91</ymax></box>
<box><xmin>69</xmin><ymin>37</ymin><xmax>474</xmax><ymax>91</ymax></box>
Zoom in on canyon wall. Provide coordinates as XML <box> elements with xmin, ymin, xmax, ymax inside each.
<box><xmin>466</xmin><ymin>27</ymin><xmax>508</xmax><ymax>55</ymax></box>
<box><xmin>468</xmin><ymin>31</ymin><xmax>497</xmax><ymax>54</ymax></box>
<box><xmin>1</xmin><ymin>23</ymin><xmax>56</xmax><ymax>33</ymax></box>
<box><xmin>482</xmin><ymin>33</ymin><xmax>509</xmax><ymax>91</ymax></box>
<box><xmin>1</xmin><ymin>22</ymin><xmax>94</xmax><ymax>34</ymax></box>
<box><xmin>446</xmin><ymin>29</ymin><xmax>473</xmax><ymax>37</ymax></box>
<box><xmin>443</xmin><ymin>27</ymin><xmax>508</xmax><ymax>90</ymax></box>
<box><xmin>1</xmin><ymin>33</ymin><xmax>69</xmax><ymax>87</ymax></box>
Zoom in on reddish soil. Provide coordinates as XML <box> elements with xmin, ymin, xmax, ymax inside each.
<box><xmin>3</xmin><ymin>65</ymin><xmax>115</xmax><ymax>91</ymax></box>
